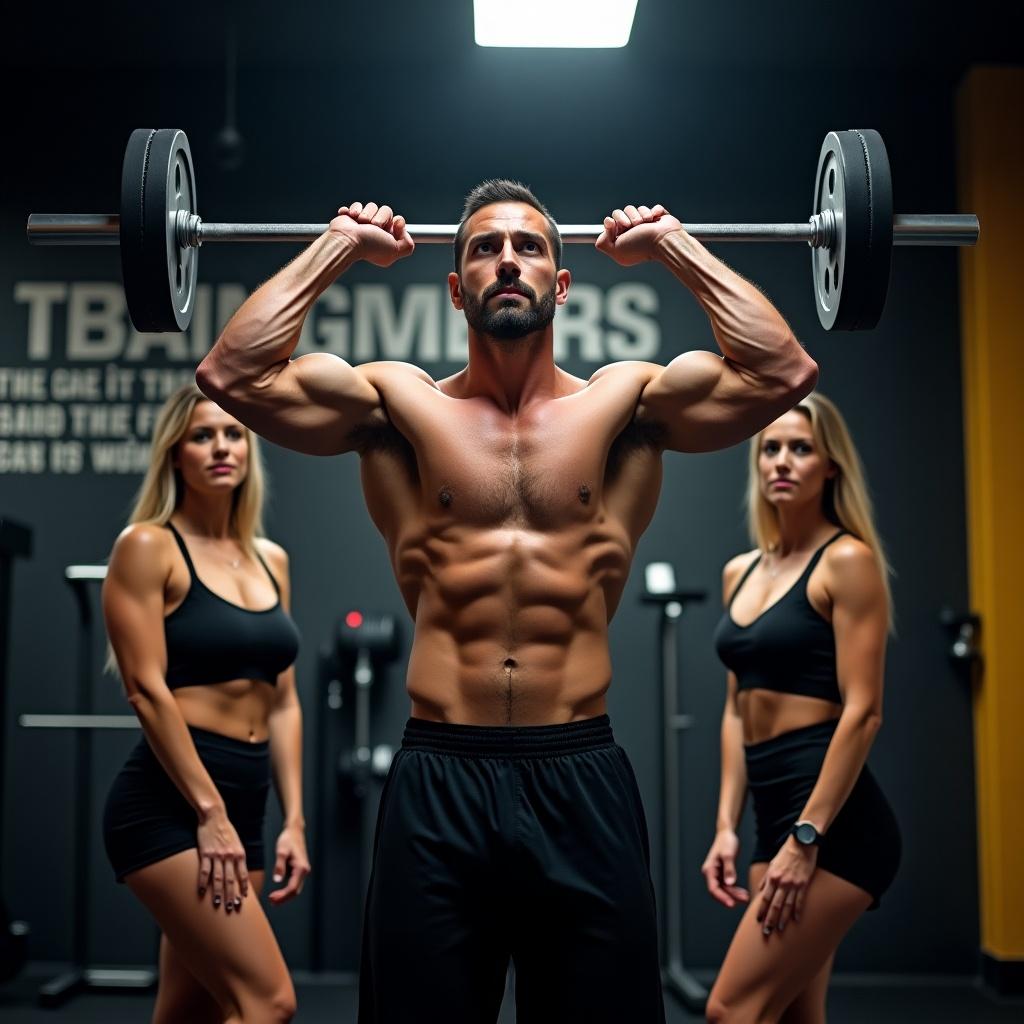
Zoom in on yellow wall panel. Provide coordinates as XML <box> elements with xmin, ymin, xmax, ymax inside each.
<box><xmin>957</xmin><ymin>65</ymin><xmax>1024</xmax><ymax>971</ymax></box>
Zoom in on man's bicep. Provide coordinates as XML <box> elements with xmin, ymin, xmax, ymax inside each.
<box><xmin>638</xmin><ymin>351</ymin><xmax>794</xmax><ymax>454</ymax></box>
<box><xmin>288</xmin><ymin>353</ymin><xmax>382</xmax><ymax>419</ymax></box>
<box><xmin>224</xmin><ymin>352</ymin><xmax>384</xmax><ymax>456</ymax></box>
<box><xmin>636</xmin><ymin>351</ymin><xmax>736</xmax><ymax>450</ymax></box>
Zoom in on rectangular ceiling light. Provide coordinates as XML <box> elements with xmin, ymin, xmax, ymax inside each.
<box><xmin>474</xmin><ymin>0</ymin><xmax>639</xmax><ymax>48</ymax></box>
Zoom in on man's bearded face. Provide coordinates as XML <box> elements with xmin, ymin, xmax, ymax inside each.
<box><xmin>461</xmin><ymin>274</ymin><xmax>557</xmax><ymax>341</ymax></box>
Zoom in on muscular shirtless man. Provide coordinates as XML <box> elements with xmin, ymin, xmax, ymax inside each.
<box><xmin>197</xmin><ymin>181</ymin><xmax>817</xmax><ymax>1023</ymax></box>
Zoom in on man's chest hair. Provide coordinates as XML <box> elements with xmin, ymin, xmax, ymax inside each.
<box><xmin>357</xmin><ymin>406</ymin><xmax>662</xmax><ymax>530</ymax></box>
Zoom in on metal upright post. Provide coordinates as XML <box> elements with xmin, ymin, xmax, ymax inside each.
<box><xmin>310</xmin><ymin>645</ymin><xmax>341</xmax><ymax>972</ymax></box>
<box><xmin>0</xmin><ymin>519</ymin><xmax>32</xmax><ymax>983</ymax></box>
<box><xmin>641</xmin><ymin>565</ymin><xmax>707</xmax><ymax>1014</ymax></box>
<box><xmin>332</xmin><ymin>613</ymin><xmax>401</xmax><ymax>956</ymax></box>
<box><xmin>35</xmin><ymin>567</ymin><xmax>156</xmax><ymax>1007</ymax></box>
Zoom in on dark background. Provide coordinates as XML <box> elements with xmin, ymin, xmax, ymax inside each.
<box><xmin>2</xmin><ymin>0</ymin><xmax>1019</xmax><ymax>978</ymax></box>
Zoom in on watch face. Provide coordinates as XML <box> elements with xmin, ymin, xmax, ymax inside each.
<box><xmin>794</xmin><ymin>822</ymin><xmax>817</xmax><ymax>845</ymax></box>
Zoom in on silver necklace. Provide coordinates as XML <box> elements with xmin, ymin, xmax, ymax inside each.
<box><xmin>183</xmin><ymin>528</ymin><xmax>242</xmax><ymax>570</ymax></box>
<box><xmin>219</xmin><ymin>542</ymin><xmax>244</xmax><ymax>570</ymax></box>
<box><xmin>203</xmin><ymin>541</ymin><xmax>243</xmax><ymax>571</ymax></box>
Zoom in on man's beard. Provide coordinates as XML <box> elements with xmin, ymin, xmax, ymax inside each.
<box><xmin>461</xmin><ymin>276</ymin><xmax>557</xmax><ymax>344</ymax></box>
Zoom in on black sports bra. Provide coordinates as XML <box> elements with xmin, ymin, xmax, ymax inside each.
<box><xmin>163</xmin><ymin>523</ymin><xmax>300</xmax><ymax>689</ymax></box>
<box><xmin>712</xmin><ymin>531</ymin><xmax>846</xmax><ymax>705</ymax></box>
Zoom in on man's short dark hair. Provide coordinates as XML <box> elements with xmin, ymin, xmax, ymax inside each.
<box><xmin>453</xmin><ymin>180</ymin><xmax>562</xmax><ymax>273</ymax></box>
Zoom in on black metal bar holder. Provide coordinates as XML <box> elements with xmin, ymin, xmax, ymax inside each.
<box><xmin>308</xmin><ymin>643</ymin><xmax>378</xmax><ymax>972</ymax></box>
<box><xmin>18</xmin><ymin>565</ymin><xmax>156</xmax><ymax>1007</ymax></box>
<box><xmin>0</xmin><ymin>519</ymin><xmax>33</xmax><ymax>983</ymax></box>
<box><xmin>641</xmin><ymin>587</ymin><xmax>709</xmax><ymax>1014</ymax></box>
<box><xmin>939</xmin><ymin>607</ymin><xmax>983</xmax><ymax>680</ymax></box>
<box><xmin>312</xmin><ymin>652</ymin><xmax>385</xmax><ymax>967</ymax></box>
<box><xmin>351</xmin><ymin>650</ymin><xmax>380</xmax><ymax>900</ymax></box>
<box><xmin>312</xmin><ymin>613</ymin><xmax>399</xmax><ymax>970</ymax></box>
<box><xmin>310</xmin><ymin>644</ymin><xmax>337</xmax><ymax>972</ymax></box>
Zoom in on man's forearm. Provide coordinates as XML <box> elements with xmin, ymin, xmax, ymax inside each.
<box><xmin>200</xmin><ymin>231</ymin><xmax>358</xmax><ymax>389</ymax></box>
<box><xmin>656</xmin><ymin>230</ymin><xmax>806</xmax><ymax>380</ymax></box>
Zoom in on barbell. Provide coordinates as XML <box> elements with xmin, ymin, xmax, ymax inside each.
<box><xmin>26</xmin><ymin>127</ymin><xmax>978</xmax><ymax>334</ymax></box>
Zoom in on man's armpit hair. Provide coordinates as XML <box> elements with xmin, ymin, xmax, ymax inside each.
<box><xmin>347</xmin><ymin>416</ymin><xmax>417</xmax><ymax>468</ymax></box>
<box><xmin>607</xmin><ymin>417</ymin><xmax>666</xmax><ymax>479</ymax></box>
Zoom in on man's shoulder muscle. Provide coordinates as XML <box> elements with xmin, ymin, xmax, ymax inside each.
<box><xmin>358</xmin><ymin>360</ymin><xmax>438</xmax><ymax>390</ymax></box>
<box><xmin>585</xmin><ymin>362</ymin><xmax>667</xmax><ymax>457</ymax></box>
<box><xmin>346</xmin><ymin>361</ymin><xmax>438</xmax><ymax>456</ymax></box>
<box><xmin>588</xmin><ymin>360</ymin><xmax>661</xmax><ymax>388</ymax></box>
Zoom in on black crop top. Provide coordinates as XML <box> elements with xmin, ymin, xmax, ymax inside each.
<box><xmin>163</xmin><ymin>523</ymin><xmax>301</xmax><ymax>689</ymax></box>
<box><xmin>712</xmin><ymin>531</ymin><xmax>846</xmax><ymax>705</ymax></box>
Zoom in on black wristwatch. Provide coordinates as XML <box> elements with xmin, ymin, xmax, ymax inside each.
<box><xmin>790</xmin><ymin>820</ymin><xmax>823</xmax><ymax>846</ymax></box>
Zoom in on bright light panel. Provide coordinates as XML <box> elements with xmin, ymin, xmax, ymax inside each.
<box><xmin>474</xmin><ymin>0</ymin><xmax>639</xmax><ymax>48</ymax></box>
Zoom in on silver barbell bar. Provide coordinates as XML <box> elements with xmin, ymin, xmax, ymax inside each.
<box><xmin>27</xmin><ymin>212</ymin><xmax>980</xmax><ymax>250</ymax></box>
<box><xmin>19</xmin><ymin>714</ymin><xmax>139</xmax><ymax>729</ymax></box>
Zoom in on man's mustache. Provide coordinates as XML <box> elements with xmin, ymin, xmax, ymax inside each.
<box><xmin>482</xmin><ymin>278</ymin><xmax>537</xmax><ymax>303</ymax></box>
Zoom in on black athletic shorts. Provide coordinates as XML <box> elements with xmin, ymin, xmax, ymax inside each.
<box><xmin>358</xmin><ymin>715</ymin><xmax>665</xmax><ymax>1024</ymax></box>
<box><xmin>746</xmin><ymin>719</ymin><xmax>901</xmax><ymax>908</ymax></box>
<box><xmin>103</xmin><ymin>725</ymin><xmax>269</xmax><ymax>882</ymax></box>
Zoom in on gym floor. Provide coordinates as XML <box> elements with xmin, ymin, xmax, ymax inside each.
<box><xmin>0</xmin><ymin>966</ymin><xmax>1021</xmax><ymax>1022</ymax></box>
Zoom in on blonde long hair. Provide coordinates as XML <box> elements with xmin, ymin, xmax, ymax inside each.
<box><xmin>106</xmin><ymin>385</ymin><xmax>268</xmax><ymax>677</ymax></box>
<box><xmin>746</xmin><ymin>392</ymin><xmax>893</xmax><ymax>620</ymax></box>
<box><xmin>127</xmin><ymin>382</ymin><xmax>267</xmax><ymax>549</ymax></box>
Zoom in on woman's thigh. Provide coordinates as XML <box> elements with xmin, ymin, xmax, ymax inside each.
<box><xmin>708</xmin><ymin>865</ymin><xmax>871</xmax><ymax>1022</ymax></box>
<box><xmin>127</xmin><ymin>854</ymin><xmax>292</xmax><ymax>1020</ymax></box>
<box><xmin>778</xmin><ymin>952</ymin><xmax>834</xmax><ymax>1024</ymax></box>
<box><xmin>150</xmin><ymin>870</ymin><xmax>268</xmax><ymax>1024</ymax></box>
<box><xmin>153</xmin><ymin>931</ymin><xmax>224</xmax><ymax>1024</ymax></box>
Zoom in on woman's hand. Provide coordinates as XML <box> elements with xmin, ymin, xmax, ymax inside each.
<box><xmin>197</xmin><ymin>808</ymin><xmax>249</xmax><ymax>913</ymax></box>
<box><xmin>701</xmin><ymin>829</ymin><xmax>750</xmax><ymax>909</ymax></box>
<box><xmin>757</xmin><ymin>835</ymin><xmax>818</xmax><ymax>935</ymax></box>
<box><xmin>267</xmin><ymin>823</ymin><xmax>311</xmax><ymax>905</ymax></box>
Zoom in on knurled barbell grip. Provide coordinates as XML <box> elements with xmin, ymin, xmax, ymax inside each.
<box><xmin>184</xmin><ymin>213</ymin><xmax>981</xmax><ymax>247</ymax></box>
<box><xmin>26</xmin><ymin>212</ymin><xmax>980</xmax><ymax>249</ymax></box>
<box><xmin>25</xmin><ymin>214</ymin><xmax>823</xmax><ymax>246</ymax></box>
<box><xmin>193</xmin><ymin>221</ymin><xmax>823</xmax><ymax>245</ymax></box>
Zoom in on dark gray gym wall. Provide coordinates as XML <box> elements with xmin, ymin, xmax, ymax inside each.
<box><xmin>1</xmin><ymin>0</ymin><xmax>1017</xmax><ymax>979</ymax></box>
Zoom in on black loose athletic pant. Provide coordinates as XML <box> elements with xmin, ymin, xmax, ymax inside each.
<box><xmin>358</xmin><ymin>715</ymin><xmax>665</xmax><ymax>1024</ymax></box>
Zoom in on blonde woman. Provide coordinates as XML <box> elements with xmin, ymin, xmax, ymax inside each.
<box><xmin>702</xmin><ymin>393</ymin><xmax>900</xmax><ymax>1024</ymax></box>
<box><xmin>102</xmin><ymin>383</ymin><xmax>308</xmax><ymax>1023</ymax></box>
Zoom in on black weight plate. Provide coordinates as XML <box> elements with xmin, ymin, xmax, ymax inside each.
<box><xmin>812</xmin><ymin>129</ymin><xmax>894</xmax><ymax>331</ymax></box>
<box><xmin>120</xmin><ymin>128</ymin><xmax>198</xmax><ymax>332</ymax></box>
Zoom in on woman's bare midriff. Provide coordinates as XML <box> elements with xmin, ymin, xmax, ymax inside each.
<box><xmin>173</xmin><ymin>679</ymin><xmax>277</xmax><ymax>742</ymax></box>
<box><xmin>739</xmin><ymin>689</ymin><xmax>841</xmax><ymax>746</ymax></box>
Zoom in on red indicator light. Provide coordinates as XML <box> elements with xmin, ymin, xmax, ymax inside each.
<box><xmin>345</xmin><ymin>611</ymin><xmax>364</xmax><ymax>629</ymax></box>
